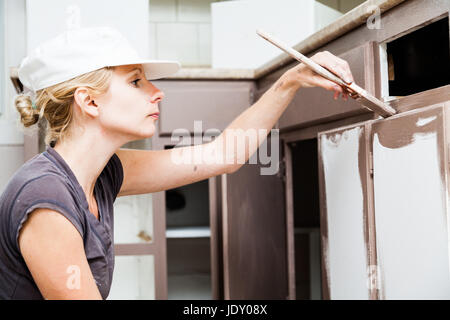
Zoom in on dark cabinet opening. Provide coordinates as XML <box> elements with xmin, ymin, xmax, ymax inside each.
<box><xmin>164</xmin><ymin>144</ymin><xmax>212</xmax><ymax>299</ymax></box>
<box><xmin>289</xmin><ymin>138</ymin><xmax>322</xmax><ymax>300</ymax></box>
<box><xmin>387</xmin><ymin>16</ymin><xmax>450</xmax><ymax>96</ymax></box>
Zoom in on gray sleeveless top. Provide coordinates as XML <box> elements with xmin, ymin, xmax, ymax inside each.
<box><xmin>0</xmin><ymin>143</ymin><xmax>123</xmax><ymax>299</ymax></box>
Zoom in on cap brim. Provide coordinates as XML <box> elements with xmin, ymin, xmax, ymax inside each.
<box><xmin>109</xmin><ymin>59</ymin><xmax>181</xmax><ymax>80</ymax></box>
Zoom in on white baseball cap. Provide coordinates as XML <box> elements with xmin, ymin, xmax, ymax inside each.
<box><xmin>18</xmin><ymin>26</ymin><xmax>181</xmax><ymax>92</ymax></box>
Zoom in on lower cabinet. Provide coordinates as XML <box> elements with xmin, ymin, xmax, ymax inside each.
<box><xmin>318</xmin><ymin>101</ymin><xmax>450</xmax><ymax>299</ymax></box>
<box><xmin>152</xmin><ymin>135</ymin><xmax>289</xmax><ymax>300</ymax></box>
<box><xmin>148</xmin><ymin>95</ymin><xmax>450</xmax><ymax>300</ymax></box>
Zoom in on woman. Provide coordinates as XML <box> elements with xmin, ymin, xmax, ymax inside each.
<box><xmin>0</xmin><ymin>26</ymin><xmax>353</xmax><ymax>299</ymax></box>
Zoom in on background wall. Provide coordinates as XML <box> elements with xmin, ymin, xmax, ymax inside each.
<box><xmin>148</xmin><ymin>0</ymin><xmax>365</xmax><ymax>68</ymax></box>
<box><xmin>148</xmin><ymin>0</ymin><xmax>219</xmax><ymax>67</ymax></box>
<box><xmin>0</xmin><ymin>0</ymin><xmax>26</xmax><ymax>194</ymax></box>
<box><xmin>26</xmin><ymin>0</ymin><xmax>150</xmax><ymax>57</ymax></box>
<box><xmin>212</xmin><ymin>0</ymin><xmax>365</xmax><ymax>69</ymax></box>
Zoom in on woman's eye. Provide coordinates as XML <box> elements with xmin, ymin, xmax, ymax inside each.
<box><xmin>131</xmin><ymin>79</ymin><xmax>141</xmax><ymax>87</ymax></box>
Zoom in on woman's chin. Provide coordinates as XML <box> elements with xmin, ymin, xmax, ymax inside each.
<box><xmin>141</xmin><ymin>127</ymin><xmax>156</xmax><ymax>139</ymax></box>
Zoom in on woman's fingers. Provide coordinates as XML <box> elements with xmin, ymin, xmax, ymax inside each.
<box><xmin>334</xmin><ymin>91</ymin><xmax>340</xmax><ymax>100</ymax></box>
<box><xmin>312</xmin><ymin>75</ymin><xmax>343</xmax><ymax>92</ymax></box>
<box><xmin>313</xmin><ymin>76</ymin><xmax>350</xmax><ymax>101</ymax></box>
<box><xmin>311</xmin><ymin>51</ymin><xmax>354</xmax><ymax>84</ymax></box>
<box><xmin>342</xmin><ymin>91</ymin><xmax>348</xmax><ymax>101</ymax></box>
<box><xmin>291</xmin><ymin>50</ymin><xmax>355</xmax><ymax>102</ymax></box>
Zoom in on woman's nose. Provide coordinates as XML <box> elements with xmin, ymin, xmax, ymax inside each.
<box><xmin>149</xmin><ymin>84</ymin><xmax>165</xmax><ymax>103</ymax></box>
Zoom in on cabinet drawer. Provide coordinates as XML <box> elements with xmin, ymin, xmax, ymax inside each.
<box><xmin>279</xmin><ymin>42</ymin><xmax>378</xmax><ymax>130</ymax></box>
<box><xmin>152</xmin><ymin>80</ymin><xmax>255</xmax><ymax>136</ymax></box>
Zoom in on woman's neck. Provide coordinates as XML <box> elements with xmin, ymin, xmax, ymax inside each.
<box><xmin>53</xmin><ymin>132</ymin><xmax>123</xmax><ymax>205</ymax></box>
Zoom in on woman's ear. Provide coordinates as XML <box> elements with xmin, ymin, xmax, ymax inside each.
<box><xmin>73</xmin><ymin>87</ymin><xmax>99</xmax><ymax>118</ymax></box>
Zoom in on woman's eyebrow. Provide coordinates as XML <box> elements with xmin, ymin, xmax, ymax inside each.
<box><xmin>127</xmin><ymin>67</ymin><xmax>143</xmax><ymax>77</ymax></box>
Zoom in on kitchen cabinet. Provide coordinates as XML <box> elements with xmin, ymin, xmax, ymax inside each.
<box><xmin>150</xmin><ymin>132</ymin><xmax>288</xmax><ymax>300</ymax></box>
<box><xmin>318</xmin><ymin>101</ymin><xmax>450</xmax><ymax>299</ymax></box>
<box><xmin>152</xmin><ymin>80</ymin><xmax>256</xmax><ymax>136</ymax></box>
<box><xmin>14</xmin><ymin>0</ymin><xmax>449</xmax><ymax>300</ymax></box>
<box><xmin>220</xmin><ymin>135</ymin><xmax>287</xmax><ymax>299</ymax></box>
<box><xmin>147</xmin><ymin>2</ymin><xmax>450</xmax><ymax>299</ymax></box>
<box><xmin>149</xmin><ymin>79</ymin><xmax>256</xmax><ymax>299</ymax></box>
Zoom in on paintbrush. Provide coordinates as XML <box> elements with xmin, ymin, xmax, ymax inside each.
<box><xmin>256</xmin><ymin>29</ymin><xmax>396</xmax><ymax>118</ymax></box>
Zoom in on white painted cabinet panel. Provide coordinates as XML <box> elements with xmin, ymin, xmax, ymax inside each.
<box><xmin>371</xmin><ymin>104</ymin><xmax>450</xmax><ymax>299</ymax></box>
<box><xmin>108</xmin><ymin>255</ymin><xmax>155</xmax><ymax>300</ymax></box>
<box><xmin>318</xmin><ymin>123</ymin><xmax>373</xmax><ymax>299</ymax></box>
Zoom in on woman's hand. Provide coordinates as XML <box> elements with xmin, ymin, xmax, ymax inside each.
<box><xmin>285</xmin><ymin>50</ymin><xmax>355</xmax><ymax>101</ymax></box>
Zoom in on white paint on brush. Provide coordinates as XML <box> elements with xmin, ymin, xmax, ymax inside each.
<box><xmin>373</xmin><ymin>131</ymin><xmax>450</xmax><ymax>299</ymax></box>
<box><xmin>321</xmin><ymin>126</ymin><xmax>369</xmax><ymax>299</ymax></box>
<box><xmin>416</xmin><ymin>115</ymin><xmax>437</xmax><ymax>127</ymax></box>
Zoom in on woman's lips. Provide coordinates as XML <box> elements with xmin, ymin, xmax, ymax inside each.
<box><xmin>149</xmin><ymin>112</ymin><xmax>159</xmax><ymax>119</ymax></box>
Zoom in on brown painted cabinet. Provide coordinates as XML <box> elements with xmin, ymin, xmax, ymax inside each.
<box><xmin>150</xmin><ymin>80</ymin><xmax>269</xmax><ymax>299</ymax></box>
<box><xmin>318</xmin><ymin>101</ymin><xmax>450</xmax><ymax>299</ymax></box>
<box><xmin>219</xmin><ymin>137</ymin><xmax>288</xmax><ymax>299</ymax></box>
<box><xmin>153</xmin><ymin>80</ymin><xmax>256</xmax><ymax>136</ymax></box>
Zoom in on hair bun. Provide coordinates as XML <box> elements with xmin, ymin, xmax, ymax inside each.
<box><xmin>15</xmin><ymin>94</ymin><xmax>39</xmax><ymax>127</ymax></box>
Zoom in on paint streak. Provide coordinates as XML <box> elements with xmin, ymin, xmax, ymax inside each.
<box><xmin>374</xmin><ymin>108</ymin><xmax>443</xmax><ymax>149</ymax></box>
<box><xmin>416</xmin><ymin>115</ymin><xmax>437</xmax><ymax>127</ymax></box>
<box><xmin>357</xmin><ymin>124</ymin><xmax>373</xmax><ymax>299</ymax></box>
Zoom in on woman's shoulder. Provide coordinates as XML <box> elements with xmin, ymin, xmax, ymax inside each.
<box><xmin>0</xmin><ymin>152</ymin><xmax>86</xmax><ymax>252</ymax></box>
<box><xmin>1</xmin><ymin>152</ymin><xmax>72</xmax><ymax>201</ymax></box>
<box><xmin>0</xmin><ymin>152</ymin><xmax>82</xmax><ymax>225</ymax></box>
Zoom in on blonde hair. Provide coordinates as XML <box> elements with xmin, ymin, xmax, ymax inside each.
<box><xmin>15</xmin><ymin>66</ymin><xmax>115</xmax><ymax>146</ymax></box>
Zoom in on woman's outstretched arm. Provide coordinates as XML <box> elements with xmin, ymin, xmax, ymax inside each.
<box><xmin>116</xmin><ymin>51</ymin><xmax>354</xmax><ymax>196</ymax></box>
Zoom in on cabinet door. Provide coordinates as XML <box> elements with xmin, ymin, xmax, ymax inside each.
<box><xmin>152</xmin><ymin>80</ymin><xmax>255</xmax><ymax>136</ymax></box>
<box><xmin>279</xmin><ymin>42</ymin><xmax>379</xmax><ymax>130</ymax></box>
<box><xmin>371</xmin><ymin>103</ymin><xmax>450</xmax><ymax>299</ymax></box>
<box><xmin>221</xmin><ymin>135</ymin><xmax>287</xmax><ymax>299</ymax></box>
<box><xmin>318</xmin><ymin>122</ymin><xmax>375</xmax><ymax>299</ymax></box>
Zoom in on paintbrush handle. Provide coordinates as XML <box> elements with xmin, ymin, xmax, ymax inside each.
<box><xmin>257</xmin><ymin>28</ymin><xmax>396</xmax><ymax>117</ymax></box>
<box><xmin>256</xmin><ymin>29</ymin><xmax>349</xmax><ymax>88</ymax></box>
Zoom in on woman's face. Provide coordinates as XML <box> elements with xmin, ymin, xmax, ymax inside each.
<box><xmin>93</xmin><ymin>64</ymin><xmax>164</xmax><ymax>142</ymax></box>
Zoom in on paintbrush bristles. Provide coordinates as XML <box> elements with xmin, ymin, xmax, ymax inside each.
<box><xmin>348</xmin><ymin>83</ymin><xmax>396</xmax><ymax>116</ymax></box>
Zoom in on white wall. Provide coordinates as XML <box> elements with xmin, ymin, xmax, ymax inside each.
<box><xmin>148</xmin><ymin>0</ymin><xmax>365</xmax><ymax>68</ymax></box>
<box><xmin>211</xmin><ymin>0</ymin><xmax>366</xmax><ymax>69</ymax></box>
<box><xmin>211</xmin><ymin>0</ymin><xmax>343</xmax><ymax>69</ymax></box>
<box><xmin>149</xmin><ymin>0</ymin><xmax>216</xmax><ymax>67</ymax></box>
<box><xmin>26</xmin><ymin>0</ymin><xmax>150</xmax><ymax>57</ymax></box>
<box><xmin>0</xmin><ymin>0</ymin><xmax>27</xmax><ymax>193</ymax></box>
